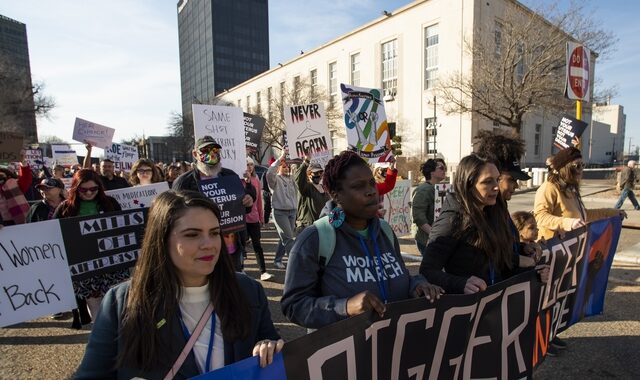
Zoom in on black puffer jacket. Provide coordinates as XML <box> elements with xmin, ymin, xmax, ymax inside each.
<box><xmin>419</xmin><ymin>194</ymin><xmax>520</xmax><ymax>294</ymax></box>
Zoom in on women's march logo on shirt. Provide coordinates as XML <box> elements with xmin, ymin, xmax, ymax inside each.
<box><xmin>342</xmin><ymin>252</ymin><xmax>403</xmax><ymax>283</ymax></box>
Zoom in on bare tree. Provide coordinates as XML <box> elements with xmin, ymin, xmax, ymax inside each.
<box><xmin>247</xmin><ymin>77</ymin><xmax>343</xmax><ymax>161</ymax></box>
<box><xmin>438</xmin><ymin>0</ymin><xmax>617</xmax><ymax>134</ymax></box>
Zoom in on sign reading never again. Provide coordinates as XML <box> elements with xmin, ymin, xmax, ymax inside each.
<box><xmin>59</xmin><ymin>209</ymin><xmax>149</xmax><ymax>281</ymax></box>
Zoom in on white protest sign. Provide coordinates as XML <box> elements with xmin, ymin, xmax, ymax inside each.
<box><xmin>105</xmin><ymin>143</ymin><xmax>139</xmax><ymax>173</ymax></box>
<box><xmin>434</xmin><ymin>183</ymin><xmax>453</xmax><ymax>220</ymax></box>
<box><xmin>192</xmin><ymin>104</ymin><xmax>246</xmax><ymax>176</ymax></box>
<box><xmin>284</xmin><ymin>103</ymin><xmax>333</xmax><ymax>167</ymax></box>
<box><xmin>0</xmin><ymin>220</ymin><xmax>76</xmax><ymax>328</ymax></box>
<box><xmin>341</xmin><ymin>84</ymin><xmax>392</xmax><ymax>163</ymax></box>
<box><xmin>382</xmin><ymin>180</ymin><xmax>412</xmax><ymax>237</ymax></box>
<box><xmin>51</xmin><ymin>145</ymin><xmax>78</xmax><ymax>168</ymax></box>
<box><xmin>72</xmin><ymin>117</ymin><xmax>116</xmax><ymax>149</ymax></box>
<box><xmin>106</xmin><ymin>182</ymin><xmax>169</xmax><ymax>210</ymax></box>
<box><xmin>23</xmin><ymin>149</ymin><xmax>43</xmax><ymax>171</ymax></box>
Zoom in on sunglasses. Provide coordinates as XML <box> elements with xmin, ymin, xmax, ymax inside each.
<box><xmin>436</xmin><ymin>165</ymin><xmax>446</xmax><ymax>170</ymax></box>
<box><xmin>571</xmin><ymin>162</ymin><xmax>586</xmax><ymax>170</ymax></box>
<box><xmin>77</xmin><ymin>186</ymin><xmax>99</xmax><ymax>193</ymax></box>
<box><xmin>199</xmin><ymin>146</ymin><xmax>221</xmax><ymax>155</ymax></box>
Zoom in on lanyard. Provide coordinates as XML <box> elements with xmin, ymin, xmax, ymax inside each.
<box><xmin>488</xmin><ymin>260</ymin><xmax>496</xmax><ymax>286</ymax></box>
<box><xmin>358</xmin><ymin>235</ymin><xmax>389</xmax><ymax>303</ymax></box>
<box><xmin>177</xmin><ymin>307</ymin><xmax>215</xmax><ymax>374</ymax></box>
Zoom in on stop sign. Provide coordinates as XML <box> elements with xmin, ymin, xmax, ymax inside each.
<box><xmin>566</xmin><ymin>42</ymin><xmax>591</xmax><ymax>101</ymax></box>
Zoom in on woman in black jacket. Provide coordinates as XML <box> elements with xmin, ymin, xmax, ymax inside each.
<box><xmin>26</xmin><ymin>178</ymin><xmax>66</xmax><ymax>223</ymax></box>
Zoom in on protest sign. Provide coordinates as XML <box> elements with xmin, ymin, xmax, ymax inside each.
<box><xmin>51</xmin><ymin>146</ymin><xmax>79</xmax><ymax>168</ymax></box>
<box><xmin>198</xmin><ymin>176</ymin><xmax>246</xmax><ymax>233</ymax></box>
<box><xmin>284</xmin><ymin>103</ymin><xmax>333</xmax><ymax>166</ymax></box>
<box><xmin>382</xmin><ymin>179</ymin><xmax>412</xmax><ymax>237</ymax></box>
<box><xmin>0</xmin><ymin>132</ymin><xmax>23</xmax><ymax>163</ymax></box>
<box><xmin>244</xmin><ymin>113</ymin><xmax>266</xmax><ymax>154</ymax></box>
<box><xmin>106</xmin><ymin>182</ymin><xmax>169</xmax><ymax>210</ymax></box>
<box><xmin>23</xmin><ymin>148</ymin><xmax>43</xmax><ymax>171</ymax></box>
<box><xmin>105</xmin><ymin>143</ymin><xmax>139</xmax><ymax>173</ymax></box>
<box><xmin>554</xmin><ymin>115</ymin><xmax>588</xmax><ymax>150</ymax></box>
<box><xmin>191</xmin><ymin>354</ymin><xmax>286</xmax><ymax>380</ymax></box>
<box><xmin>341</xmin><ymin>84</ymin><xmax>392</xmax><ymax>163</ymax></box>
<box><xmin>214</xmin><ymin>216</ymin><xmax>621</xmax><ymax>379</ymax></box>
<box><xmin>0</xmin><ymin>220</ymin><xmax>76</xmax><ymax>328</ymax></box>
<box><xmin>193</xmin><ymin>104</ymin><xmax>246</xmax><ymax>176</ymax></box>
<box><xmin>434</xmin><ymin>183</ymin><xmax>453</xmax><ymax>220</ymax></box>
<box><xmin>60</xmin><ymin>177</ymin><xmax>73</xmax><ymax>190</ymax></box>
<box><xmin>59</xmin><ymin>209</ymin><xmax>148</xmax><ymax>281</ymax></box>
<box><xmin>72</xmin><ymin>117</ymin><xmax>116</xmax><ymax>149</ymax></box>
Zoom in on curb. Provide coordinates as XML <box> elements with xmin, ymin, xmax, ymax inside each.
<box><xmin>401</xmin><ymin>252</ymin><xmax>422</xmax><ymax>262</ymax></box>
<box><xmin>613</xmin><ymin>254</ymin><xmax>640</xmax><ymax>265</ymax></box>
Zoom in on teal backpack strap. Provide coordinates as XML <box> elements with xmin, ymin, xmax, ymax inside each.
<box><xmin>379</xmin><ymin>218</ymin><xmax>395</xmax><ymax>247</ymax></box>
<box><xmin>313</xmin><ymin>216</ymin><xmax>336</xmax><ymax>269</ymax></box>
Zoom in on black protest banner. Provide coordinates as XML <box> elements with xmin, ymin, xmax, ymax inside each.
<box><xmin>59</xmin><ymin>209</ymin><xmax>148</xmax><ymax>281</ymax></box>
<box><xmin>199</xmin><ymin>176</ymin><xmax>246</xmax><ymax>233</ymax></box>
<box><xmin>281</xmin><ymin>217</ymin><xmax>621</xmax><ymax>379</ymax></box>
<box><xmin>553</xmin><ymin>115</ymin><xmax>588</xmax><ymax>150</ymax></box>
<box><xmin>244</xmin><ymin>113</ymin><xmax>266</xmax><ymax>154</ymax></box>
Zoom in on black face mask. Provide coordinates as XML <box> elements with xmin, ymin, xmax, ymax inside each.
<box><xmin>0</xmin><ymin>177</ymin><xmax>6</xmax><ymax>186</ymax></box>
<box><xmin>311</xmin><ymin>175</ymin><xmax>322</xmax><ymax>184</ymax></box>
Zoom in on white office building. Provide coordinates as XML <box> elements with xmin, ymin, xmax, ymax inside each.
<box><xmin>218</xmin><ymin>0</ymin><xmax>617</xmax><ymax>168</ymax></box>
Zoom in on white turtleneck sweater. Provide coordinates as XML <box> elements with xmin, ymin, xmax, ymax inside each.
<box><xmin>179</xmin><ymin>283</ymin><xmax>225</xmax><ymax>373</ymax></box>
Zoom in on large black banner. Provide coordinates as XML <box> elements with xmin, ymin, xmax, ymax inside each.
<box><xmin>59</xmin><ymin>209</ymin><xmax>148</xmax><ymax>281</ymax></box>
<box><xmin>198</xmin><ymin>176</ymin><xmax>246</xmax><ymax>233</ymax></box>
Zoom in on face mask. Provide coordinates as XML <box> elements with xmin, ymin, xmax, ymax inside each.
<box><xmin>311</xmin><ymin>176</ymin><xmax>322</xmax><ymax>185</ymax></box>
<box><xmin>0</xmin><ymin>178</ymin><xmax>5</xmax><ymax>186</ymax></box>
<box><xmin>199</xmin><ymin>150</ymin><xmax>220</xmax><ymax>166</ymax></box>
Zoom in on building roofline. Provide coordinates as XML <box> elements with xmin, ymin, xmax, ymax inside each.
<box><xmin>0</xmin><ymin>14</ymin><xmax>26</xmax><ymax>26</ymax></box>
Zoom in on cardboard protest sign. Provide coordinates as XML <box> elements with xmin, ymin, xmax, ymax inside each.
<box><xmin>105</xmin><ymin>143</ymin><xmax>139</xmax><ymax>173</ymax></box>
<box><xmin>23</xmin><ymin>148</ymin><xmax>43</xmax><ymax>171</ymax></box>
<box><xmin>59</xmin><ymin>209</ymin><xmax>148</xmax><ymax>281</ymax></box>
<box><xmin>0</xmin><ymin>132</ymin><xmax>23</xmax><ymax>163</ymax></box>
<box><xmin>244</xmin><ymin>113</ymin><xmax>266</xmax><ymax>154</ymax></box>
<box><xmin>0</xmin><ymin>220</ymin><xmax>76</xmax><ymax>328</ymax></box>
<box><xmin>382</xmin><ymin>179</ymin><xmax>412</xmax><ymax>236</ymax></box>
<box><xmin>284</xmin><ymin>103</ymin><xmax>333</xmax><ymax>166</ymax></box>
<box><xmin>73</xmin><ymin>117</ymin><xmax>116</xmax><ymax>149</ymax></box>
<box><xmin>193</xmin><ymin>104</ymin><xmax>247</xmax><ymax>176</ymax></box>
<box><xmin>51</xmin><ymin>146</ymin><xmax>79</xmax><ymax>168</ymax></box>
<box><xmin>341</xmin><ymin>84</ymin><xmax>392</xmax><ymax>163</ymax></box>
<box><xmin>554</xmin><ymin>115</ymin><xmax>588</xmax><ymax>150</ymax></box>
<box><xmin>106</xmin><ymin>182</ymin><xmax>169</xmax><ymax>210</ymax></box>
<box><xmin>198</xmin><ymin>176</ymin><xmax>246</xmax><ymax>234</ymax></box>
<box><xmin>434</xmin><ymin>183</ymin><xmax>453</xmax><ymax>220</ymax></box>
<box><xmin>274</xmin><ymin>217</ymin><xmax>621</xmax><ymax>379</ymax></box>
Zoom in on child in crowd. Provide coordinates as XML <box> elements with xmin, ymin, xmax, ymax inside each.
<box><xmin>511</xmin><ymin>211</ymin><xmax>539</xmax><ymax>243</ymax></box>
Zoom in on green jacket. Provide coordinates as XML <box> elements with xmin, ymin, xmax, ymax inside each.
<box><xmin>411</xmin><ymin>182</ymin><xmax>435</xmax><ymax>245</ymax></box>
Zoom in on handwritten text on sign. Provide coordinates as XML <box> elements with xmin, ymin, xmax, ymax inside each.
<box><xmin>0</xmin><ymin>220</ymin><xmax>76</xmax><ymax>328</ymax></box>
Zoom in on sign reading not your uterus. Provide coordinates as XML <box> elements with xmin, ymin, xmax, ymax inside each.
<box><xmin>341</xmin><ymin>84</ymin><xmax>392</xmax><ymax>163</ymax></box>
<box><xmin>72</xmin><ymin>117</ymin><xmax>116</xmax><ymax>149</ymax></box>
<box><xmin>284</xmin><ymin>102</ymin><xmax>332</xmax><ymax>166</ymax></box>
<box><xmin>193</xmin><ymin>104</ymin><xmax>247</xmax><ymax>176</ymax></box>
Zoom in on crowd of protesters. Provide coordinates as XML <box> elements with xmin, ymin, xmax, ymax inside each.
<box><xmin>0</xmin><ymin>130</ymin><xmax>635</xmax><ymax>377</ymax></box>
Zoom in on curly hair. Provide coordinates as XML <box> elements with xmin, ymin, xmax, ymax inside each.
<box><xmin>511</xmin><ymin>211</ymin><xmax>535</xmax><ymax>232</ymax></box>
<box><xmin>322</xmin><ymin>150</ymin><xmax>369</xmax><ymax>194</ymax></box>
<box><xmin>474</xmin><ymin>130</ymin><xmax>526</xmax><ymax>171</ymax></box>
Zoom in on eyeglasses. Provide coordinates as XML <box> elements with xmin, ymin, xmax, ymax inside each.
<box><xmin>137</xmin><ymin>169</ymin><xmax>153</xmax><ymax>174</ymax></box>
<box><xmin>571</xmin><ymin>162</ymin><xmax>586</xmax><ymax>170</ymax></box>
<box><xmin>77</xmin><ymin>186</ymin><xmax>99</xmax><ymax>193</ymax></box>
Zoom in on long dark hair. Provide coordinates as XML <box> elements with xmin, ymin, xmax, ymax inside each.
<box><xmin>118</xmin><ymin>190</ymin><xmax>250</xmax><ymax>370</ymax></box>
<box><xmin>547</xmin><ymin>165</ymin><xmax>581</xmax><ymax>196</ymax></box>
<box><xmin>57</xmin><ymin>169</ymin><xmax>117</xmax><ymax>217</ymax></box>
<box><xmin>452</xmin><ymin>154</ymin><xmax>513</xmax><ymax>270</ymax></box>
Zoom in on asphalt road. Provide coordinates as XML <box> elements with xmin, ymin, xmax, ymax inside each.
<box><xmin>1</xmin><ymin>182</ymin><xmax>639</xmax><ymax>379</ymax></box>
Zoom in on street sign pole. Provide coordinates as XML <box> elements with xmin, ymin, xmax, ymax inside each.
<box><xmin>576</xmin><ymin>99</ymin><xmax>582</xmax><ymax>121</ymax></box>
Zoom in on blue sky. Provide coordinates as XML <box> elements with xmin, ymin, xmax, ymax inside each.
<box><xmin>1</xmin><ymin>0</ymin><xmax>638</xmax><ymax>154</ymax></box>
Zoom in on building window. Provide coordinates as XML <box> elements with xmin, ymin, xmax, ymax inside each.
<box><xmin>351</xmin><ymin>53</ymin><xmax>360</xmax><ymax>86</ymax></box>
<box><xmin>425</xmin><ymin>117</ymin><xmax>437</xmax><ymax>154</ymax></box>
<box><xmin>237</xmin><ymin>99</ymin><xmax>241</xmax><ymax>108</ymax></box>
<box><xmin>424</xmin><ymin>25</ymin><xmax>438</xmax><ymax>90</ymax></box>
<box><xmin>267</xmin><ymin>87</ymin><xmax>273</xmax><ymax>119</ymax></box>
<box><xmin>534</xmin><ymin>123</ymin><xmax>541</xmax><ymax>156</ymax></box>
<box><xmin>256</xmin><ymin>91</ymin><xmax>261</xmax><ymax>113</ymax></box>
<box><xmin>280</xmin><ymin>81</ymin><xmax>286</xmax><ymax>104</ymax></box>
<box><xmin>381</xmin><ymin>39</ymin><xmax>397</xmax><ymax>96</ymax></box>
<box><xmin>494</xmin><ymin>21</ymin><xmax>502</xmax><ymax>56</ymax></box>
<box><xmin>293</xmin><ymin>75</ymin><xmax>300</xmax><ymax>93</ymax></box>
<box><xmin>246</xmin><ymin>95</ymin><xmax>251</xmax><ymax>112</ymax></box>
<box><xmin>515</xmin><ymin>42</ymin><xmax>525</xmax><ymax>83</ymax></box>
<box><xmin>310</xmin><ymin>69</ymin><xmax>318</xmax><ymax>96</ymax></box>
<box><xmin>328</xmin><ymin>62</ymin><xmax>338</xmax><ymax>108</ymax></box>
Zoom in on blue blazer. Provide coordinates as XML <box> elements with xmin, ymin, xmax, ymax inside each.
<box><xmin>74</xmin><ymin>273</ymin><xmax>280</xmax><ymax>379</ymax></box>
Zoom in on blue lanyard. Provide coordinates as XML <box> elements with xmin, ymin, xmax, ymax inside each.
<box><xmin>358</xmin><ymin>235</ymin><xmax>389</xmax><ymax>303</ymax></box>
<box><xmin>177</xmin><ymin>307</ymin><xmax>215</xmax><ymax>374</ymax></box>
<box><xmin>488</xmin><ymin>260</ymin><xmax>496</xmax><ymax>286</ymax></box>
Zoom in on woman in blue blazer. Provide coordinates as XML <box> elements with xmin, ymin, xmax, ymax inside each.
<box><xmin>74</xmin><ymin>191</ymin><xmax>282</xmax><ymax>379</ymax></box>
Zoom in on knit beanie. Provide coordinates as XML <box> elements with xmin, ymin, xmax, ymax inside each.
<box><xmin>550</xmin><ymin>147</ymin><xmax>582</xmax><ymax>170</ymax></box>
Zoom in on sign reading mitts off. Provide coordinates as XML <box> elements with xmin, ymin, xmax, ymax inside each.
<box><xmin>59</xmin><ymin>209</ymin><xmax>148</xmax><ymax>281</ymax></box>
<box><xmin>199</xmin><ymin>175</ymin><xmax>246</xmax><ymax>233</ymax></box>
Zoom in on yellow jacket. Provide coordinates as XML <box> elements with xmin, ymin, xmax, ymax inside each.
<box><xmin>533</xmin><ymin>181</ymin><xmax>619</xmax><ymax>240</ymax></box>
